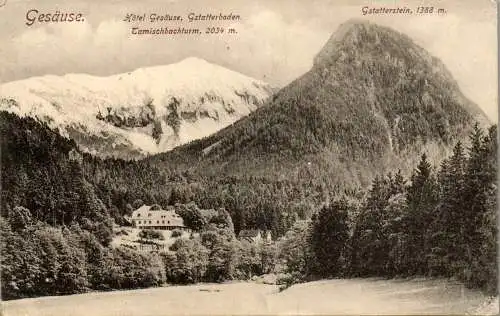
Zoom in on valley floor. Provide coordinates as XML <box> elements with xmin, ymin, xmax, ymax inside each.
<box><xmin>2</xmin><ymin>278</ymin><xmax>498</xmax><ymax>316</ymax></box>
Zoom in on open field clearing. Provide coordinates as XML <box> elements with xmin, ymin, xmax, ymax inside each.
<box><xmin>2</xmin><ymin>278</ymin><xmax>497</xmax><ymax>316</ymax></box>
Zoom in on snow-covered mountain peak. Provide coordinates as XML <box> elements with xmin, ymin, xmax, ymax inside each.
<box><xmin>0</xmin><ymin>58</ymin><xmax>273</xmax><ymax>158</ymax></box>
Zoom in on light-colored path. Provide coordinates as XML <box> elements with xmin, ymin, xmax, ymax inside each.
<box><xmin>2</xmin><ymin>278</ymin><xmax>497</xmax><ymax>315</ymax></box>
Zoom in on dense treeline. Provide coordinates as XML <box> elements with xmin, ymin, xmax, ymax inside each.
<box><xmin>278</xmin><ymin>124</ymin><xmax>497</xmax><ymax>294</ymax></box>
<box><xmin>0</xmin><ymin>112</ymin><xmax>165</xmax><ymax>299</ymax></box>
<box><xmin>0</xmin><ymin>112</ymin><xmax>279</xmax><ymax>299</ymax></box>
<box><xmin>162</xmin><ymin>220</ymin><xmax>276</xmax><ymax>285</ymax></box>
<box><xmin>1</xmin><ymin>204</ymin><xmax>276</xmax><ymax>300</ymax></box>
<box><xmin>1</xmin><ymin>112</ymin><xmax>113</xmax><ymax>244</ymax></box>
<box><xmin>1</xmin><ymin>111</ymin><xmax>496</xmax><ymax>300</ymax></box>
<box><xmin>1</xmin><ymin>211</ymin><xmax>164</xmax><ymax>300</ymax></box>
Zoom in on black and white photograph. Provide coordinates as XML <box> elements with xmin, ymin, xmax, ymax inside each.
<box><xmin>0</xmin><ymin>0</ymin><xmax>498</xmax><ymax>314</ymax></box>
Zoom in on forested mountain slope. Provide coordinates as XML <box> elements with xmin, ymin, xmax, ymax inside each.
<box><xmin>152</xmin><ymin>20</ymin><xmax>489</xmax><ymax>188</ymax></box>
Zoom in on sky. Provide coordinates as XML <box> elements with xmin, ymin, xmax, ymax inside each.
<box><xmin>0</xmin><ymin>0</ymin><xmax>497</xmax><ymax>121</ymax></box>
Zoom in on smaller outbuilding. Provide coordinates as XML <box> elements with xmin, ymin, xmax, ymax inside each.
<box><xmin>238</xmin><ymin>229</ymin><xmax>272</xmax><ymax>243</ymax></box>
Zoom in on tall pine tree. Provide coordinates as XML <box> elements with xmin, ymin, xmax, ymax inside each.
<box><xmin>310</xmin><ymin>199</ymin><xmax>350</xmax><ymax>277</ymax></box>
<box><xmin>404</xmin><ymin>153</ymin><xmax>438</xmax><ymax>275</ymax></box>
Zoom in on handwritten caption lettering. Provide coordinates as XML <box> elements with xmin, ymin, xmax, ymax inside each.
<box><xmin>25</xmin><ymin>9</ymin><xmax>85</xmax><ymax>26</ymax></box>
<box><xmin>123</xmin><ymin>12</ymin><xmax>241</xmax><ymax>36</ymax></box>
<box><xmin>361</xmin><ymin>6</ymin><xmax>448</xmax><ymax>16</ymax></box>
<box><xmin>23</xmin><ymin>10</ymin><xmax>242</xmax><ymax>37</ymax></box>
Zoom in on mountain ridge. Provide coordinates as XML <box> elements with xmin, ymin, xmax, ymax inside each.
<box><xmin>151</xmin><ymin>20</ymin><xmax>490</xmax><ymax>187</ymax></box>
<box><xmin>313</xmin><ymin>20</ymin><xmax>488</xmax><ymax>122</ymax></box>
<box><xmin>0</xmin><ymin>57</ymin><xmax>273</xmax><ymax>158</ymax></box>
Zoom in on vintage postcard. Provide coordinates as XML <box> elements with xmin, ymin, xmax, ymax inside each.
<box><xmin>0</xmin><ymin>0</ymin><xmax>498</xmax><ymax>315</ymax></box>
